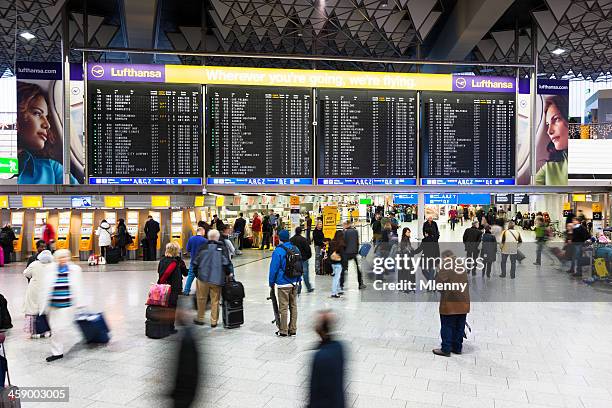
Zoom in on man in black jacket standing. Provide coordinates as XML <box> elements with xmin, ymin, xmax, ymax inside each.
<box><xmin>308</xmin><ymin>310</ymin><xmax>345</xmax><ymax>408</ymax></box>
<box><xmin>313</xmin><ymin>221</ymin><xmax>325</xmax><ymax>275</ymax></box>
<box><xmin>462</xmin><ymin>221</ymin><xmax>483</xmax><ymax>275</ymax></box>
<box><xmin>144</xmin><ymin>215</ymin><xmax>160</xmax><ymax>261</ymax></box>
<box><xmin>568</xmin><ymin>218</ymin><xmax>590</xmax><ymax>276</ymax></box>
<box><xmin>342</xmin><ymin>221</ymin><xmax>366</xmax><ymax>290</ymax></box>
<box><xmin>424</xmin><ymin>216</ymin><xmax>440</xmax><ymax>242</ymax></box>
<box><xmin>290</xmin><ymin>227</ymin><xmax>313</xmax><ymax>293</ymax></box>
<box><xmin>233</xmin><ymin>213</ymin><xmax>246</xmax><ymax>250</ymax></box>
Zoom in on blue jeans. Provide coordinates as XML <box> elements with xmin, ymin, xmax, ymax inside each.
<box><xmin>501</xmin><ymin>254</ymin><xmax>516</xmax><ymax>278</ymax></box>
<box><xmin>440</xmin><ymin>314</ymin><xmax>467</xmax><ymax>353</ymax></box>
<box><xmin>596</xmin><ymin>247</ymin><xmax>612</xmax><ymax>261</ymax></box>
<box><xmin>331</xmin><ymin>263</ymin><xmax>342</xmax><ymax>295</ymax></box>
<box><xmin>184</xmin><ymin>265</ymin><xmax>196</xmax><ymax>295</ymax></box>
<box><xmin>302</xmin><ymin>260</ymin><xmax>312</xmax><ymax>291</ymax></box>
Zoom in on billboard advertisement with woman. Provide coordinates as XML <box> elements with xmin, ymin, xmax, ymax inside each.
<box><xmin>534</xmin><ymin>80</ymin><xmax>570</xmax><ymax>185</ymax></box>
<box><xmin>14</xmin><ymin>62</ymin><xmax>83</xmax><ymax>184</ymax></box>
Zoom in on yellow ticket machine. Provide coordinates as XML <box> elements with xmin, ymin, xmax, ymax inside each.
<box><xmin>10</xmin><ymin>211</ymin><xmax>24</xmax><ymax>262</ymax></box>
<box><xmin>149</xmin><ymin>211</ymin><xmax>162</xmax><ymax>258</ymax></box>
<box><xmin>79</xmin><ymin>212</ymin><xmax>94</xmax><ymax>261</ymax></box>
<box><xmin>32</xmin><ymin>212</ymin><xmax>49</xmax><ymax>252</ymax></box>
<box><xmin>55</xmin><ymin>211</ymin><xmax>71</xmax><ymax>250</ymax></box>
<box><xmin>126</xmin><ymin>211</ymin><xmax>140</xmax><ymax>260</ymax></box>
<box><xmin>170</xmin><ymin>211</ymin><xmax>184</xmax><ymax>248</ymax></box>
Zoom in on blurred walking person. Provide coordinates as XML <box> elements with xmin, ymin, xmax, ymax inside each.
<box><xmin>308</xmin><ymin>310</ymin><xmax>345</xmax><ymax>408</ymax></box>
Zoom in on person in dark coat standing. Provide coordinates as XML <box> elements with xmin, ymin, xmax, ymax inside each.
<box><xmin>341</xmin><ymin>221</ymin><xmax>366</xmax><ymax>290</ymax></box>
<box><xmin>115</xmin><ymin>218</ymin><xmax>130</xmax><ymax>260</ymax></box>
<box><xmin>308</xmin><ymin>310</ymin><xmax>345</xmax><ymax>408</ymax></box>
<box><xmin>423</xmin><ymin>216</ymin><xmax>440</xmax><ymax>242</ymax></box>
<box><xmin>462</xmin><ymin>221</ymin><xmax>483</xmax><ymax>275</ymax></box>
<box><xmin>305</xmin><ymin>213</ymin><xmax>313</xmax><ymax>243</ymax></box>
<box><xmin>144</xmin><ymin>215</ymin><xmax>161</xmax><ymax>261</ymax></box>
<box><xmin>433</xmin><ymin>250</ymin><xmax>470</xmax><ymax>357</ymax></box>
<box><xmin>233</xmin><ymin>213</ymin><xmax>247</xmax><ymax>250</ymax></box>
<box><xmin>480</xmin><ymin>226</ymin><xmax>497</xmax><ymax>278</ymax></box>
<box><xmin>290</xmin><ymin>227</ymin><xmax>313</xmax><ymax>293</ymax></box>
<box><xmin>0</xmin><ymin>224</ymin><xmax>17</xmax><ymax>264</ymax></box>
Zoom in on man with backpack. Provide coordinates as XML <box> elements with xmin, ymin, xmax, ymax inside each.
<box><xmin>269</xmin><ymin>230</ymin><xmax>302</xmax><ymax>337</ymax></box>
<box><xmin>192</xmin><ymin>230</ymin><xmax>233</xmax><ymax>328</ymax></box>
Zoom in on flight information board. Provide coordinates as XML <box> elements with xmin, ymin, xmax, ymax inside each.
<box><xmin>206</xmin><ymin>86</ymin><xmax>312</xmax><ymax>185</ymax></box>
<box><xmin>317</xmin><ymin>89</ymin><xmax>417</xmax><ymax>185</ymax></box>
<box><xmin>87</xmin><ymin>82</ymin><xmax>203</xmax><ymax>185</ymax></box>
<box><xmin>421</xmin><ymin>92</ymin><xmax>515</xmax><ymax>186</ymax></box>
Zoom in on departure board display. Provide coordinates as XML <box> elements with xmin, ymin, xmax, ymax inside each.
<box><xmin>421</xmin><ymin>92</ymin><xmax>516</xmax><ymax>186</ymax></box>
<box><xmin>317</xmin><ymin>89</ymin><xmax>417</xmax><ymax>185</ymax></box>
<box><xmin>87</xmin><ymin>82</ymin><xmax>203</xmax><ymax>185</ymax></box>
<box><xmin>206</xmin><ymin>86</ymin><xmax>312</xmax><ymax>185</ymax></box>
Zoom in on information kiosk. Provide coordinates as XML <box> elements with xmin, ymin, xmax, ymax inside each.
<box><xmin>79</xmin><ymin>212</ymin><xmax>94</xmax><ymax>260</ymax></box>
<box><xmin>170</xmin><ymin>211</ymin><xmax>183</xmax><ymax>248</ymax></box>
<box><xmin>32</xmin><ymin>212</ymin><xmax>49</xmax><ymax>252</ymax></box>
<box><xmin>10</xmin><ymin>211</ymin><xmax>24</xmax><ymax>261</ymax></box>
<box><xmin>149</xmin><ymin>211</ymin><xmax>162</xmax><ymax>258</ymax></box>
<box><xmin>55</xmin><ymin>211</ymin><xmax>71</xmax><ymax>250</ymax></box>
<box><xmin>126</xmin><ymin>211</ymin><xmax>139</xmax><ymax>260</ymax></box>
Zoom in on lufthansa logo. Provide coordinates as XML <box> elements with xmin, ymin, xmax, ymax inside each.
<box><xmin>455</xmin><ymin>77</ymin><xmax>467</xmax><ymax>89</ymax></box>
<box><xmin>90</xmin><ymin>65</ymin><xmax>104</xmax><ymax>78</ymax></box>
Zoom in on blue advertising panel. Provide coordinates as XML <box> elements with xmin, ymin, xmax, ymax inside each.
<box><xmin>207</xmin><ymin>178</ymin><xmax>313</xmax><ymax>185</ymax></box>
<box><xmin>457</xmin><ymin>194</ymin><xmax>491</xmax><ymax>205</ymax></box>
<box><xmin>317</xmin><ymin>178</ymin><xmax>416</xmax><ymax>186</ymax></box>
<box><xmin>425</xmin><ymin>194</ymin><xmax>491</xmax><ymax>205</ymax></box>
<box><xmin>71</xmin><ymin>196</ymin><xmax>92</xmax><ymax>208</ymax></box>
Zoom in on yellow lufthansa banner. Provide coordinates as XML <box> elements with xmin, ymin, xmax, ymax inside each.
<box><xmin>322</xmin><ymin>206</ymin><xmax>338</xmax><ymax>240</ymax></box>
<box><xmin>592</xmin><ymin>203</ymin><xmax>602</xmax><ymax>213</ymax></box>
<box><xmin>151</xmin><ymin>195</ymin><xmax>171</xmax><ymax>207</ymax></box>
<box><xmin>194</xmin><ymin>196</ymin><xmax>205</xmax><ymax>207</ymax></box>
<box><xmin>0</xmin><ymin>195</ymin><xmax>7</xmax><ymax>208</ymax></box>
<box><xmin>290</xmin><ymin>196</ymin><xmax>300</xmax><ymax>206</ymax></box>
<box><xmin>215</xmin><ymin>196</ymin><xmax>225</xmax><ymax>207</ymax></box>
<box><xmin>563</xmin><ymin>202</ymin><xmax>571</xmax><ymax>211</ymax></box>
<box><xmin>22</xmin><ymin>196</ymin><xmax>42</xmax><ymax>208</ymax></box>
<box><xmin>572</xmin><ymin>194</ymin><xmax>586</xmax><ymax>202</ymax></box>
<box><xmin>166</xmin><ymin>65</ymin><xmax>453</xmax><ymax>91</ymax></box>
<box><xmin>104</xmin><ymin>196</ymin><xmax>124</xmax><ymax>208</ymax></box>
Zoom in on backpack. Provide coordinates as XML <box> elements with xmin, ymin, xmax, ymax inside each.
<box><xmin>0</xmin><ymin>294</ymin><xmax>13</xmax><ymax>330</ymax></box>
<box><xmin>278</xmin><ymin>244</ymin><xmax>303</xmax><ymax>279</ymax></box>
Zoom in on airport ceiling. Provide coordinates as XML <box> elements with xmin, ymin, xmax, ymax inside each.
<box><xmin>3</xmin><ymin>0</ymin><xmax>612</xmax><ymax>79</ymax></box>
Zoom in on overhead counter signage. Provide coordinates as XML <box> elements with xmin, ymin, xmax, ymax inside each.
<box><xmin>89</xmin><ymin>63</ymin><xmax>453</xmax><ymax>91</ymax></box>
<box><xmin>451</xmin><ymin>75</ymin><xmax>516</xmax><ymax>93</ymax></box>
<box><xmin>393</xmin><ymin>194</ymin><xmax>418</xmax><ymax>205</ymax></box>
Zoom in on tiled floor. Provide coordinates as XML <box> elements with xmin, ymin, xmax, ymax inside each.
<box><xmin>1</xmin><ymin>225</ymin><xmax>612</xmax><ymax>408</ymax></box>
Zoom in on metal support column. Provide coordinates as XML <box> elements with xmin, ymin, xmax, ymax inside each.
<box><xmin>418</xmin><ymin>192</ymin><xmax>425</xmax><ymax>239</ymax></box>
<box><xmin>61</xmin><ymin>4</ymin><xmax>71</xmax><ymax>185</ymax></box>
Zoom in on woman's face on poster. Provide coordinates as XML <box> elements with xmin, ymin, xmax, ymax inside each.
<box><xmin>545</xmin><ymin>102</ymin><xmax>568</xmax><ymax>151</ymax></box>
<box><xmin>20</xmin><ymin>95</ymin><xmax>50</xmax><ymax>151</ymax></box>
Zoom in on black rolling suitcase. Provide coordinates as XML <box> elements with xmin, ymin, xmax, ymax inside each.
<box><xmin>222</xmin><ymin>299</ymin><xmax>244</xmax><ymax>329</ymax></box>
<box><xmin>145</xmin><ymin>306</ymin><xmax>173</xmax><ymax>339</ymax></box>
<box><xmin>222</xmin><ymin>278</ymin><xmax>245</xmax><ymax>329</ymax></box>
<box><xmin>105</xmin><ymin>247</ymin><xmax>122</xmax><ymax>264</ymax></box>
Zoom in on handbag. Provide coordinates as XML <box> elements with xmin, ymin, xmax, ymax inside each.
<box><xmin>35</xmin><ymin>314</ymin><xmax>51</xmax><ymax>335</ymax></box>
<box><xmin>146</xmin><ymin>261</ymin><xmax>174</xmax><ymax>307</ymax></box>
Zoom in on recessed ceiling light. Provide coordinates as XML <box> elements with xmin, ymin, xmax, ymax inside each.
<box><xmin>551</xmin><ymin>48</ymin><xmax>566</xmax><ymax>55</ymax></box>
<box><xmin>381</xmin><ymin>0</ymin><xmax>388</xmax><ymax>6</ymax></box>
<box><xmin>19</xmin><ymin>31</ymin><xmax>35</xmax><ymax>41</ymax></box>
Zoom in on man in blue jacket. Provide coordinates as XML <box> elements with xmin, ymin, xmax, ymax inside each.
<box><xmin>269</xmin><ymin>230</ymin><xmax>301</xmax><ymax>337</ymax></box>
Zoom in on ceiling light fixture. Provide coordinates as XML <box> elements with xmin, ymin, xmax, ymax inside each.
<box><xmin>381</xmin><ymin>0</ymin><xmax>388</xmax><ymax>6</ymax></box>
<box><xmin>19</xmin><ymin>31</ymin><xmax>36</xmax><ymax>41</ymax></box>
<box><xmin>551</xmin><ymin>48</ymin><xmax>566</xmax><ymax>56</ymax></box>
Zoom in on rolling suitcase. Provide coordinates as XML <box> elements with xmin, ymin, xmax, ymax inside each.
<box><xmin>0</xmin><ymin>334</ymin><xmax>21</xmax><ymax>408</ymax></box>
<box><xmin>75</xmin><ymin>312</ymin><xmax>110</xmax><ymax>344</ymax></box>
<box><xmin>145</xmin><ymin>320</ymin><xmax>170</xmax><ymax>339</ymax></box>
<box><xmin>105</xmin><ymin>247</ymin><xmax>121</xmax><ymax>264</ymax></box>
<box><xmin>222</xmin><ymin>299</ymin><xmax>244</xmax><ymax>329</ymax></box>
